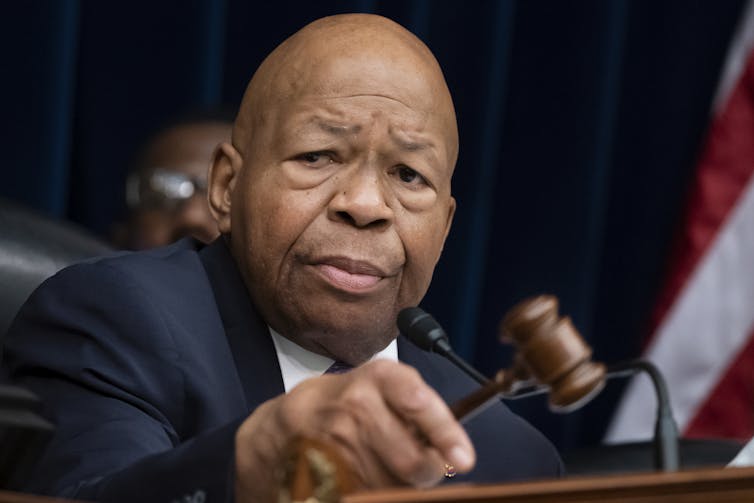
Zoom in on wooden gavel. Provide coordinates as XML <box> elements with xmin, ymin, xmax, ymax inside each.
<box><xmin>452</xmin><ymin>295</ymin><xmax>606</xmax><ymax>419</ymax></box>
<box><xmin>283</xmin><ymin>295</ymin><xmax>608</xmax><ymax>503</ymax></box>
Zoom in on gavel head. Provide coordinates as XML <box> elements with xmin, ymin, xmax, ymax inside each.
<box><xmin>500</xmin><ymin>295</ymin><xmax>606</xmax><ymax>412</ymax></box>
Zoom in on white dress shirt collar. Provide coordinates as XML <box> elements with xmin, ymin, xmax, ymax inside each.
<box><xmin>269</xmin><ymin>327</ymin><xmax>398</xmax><ymax>392</ymax></box>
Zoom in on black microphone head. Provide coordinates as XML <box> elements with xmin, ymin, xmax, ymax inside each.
<box><xmin>397</xmin><ymin>307</ymin><xmax>451</xmax><ymax>354</ymax></box>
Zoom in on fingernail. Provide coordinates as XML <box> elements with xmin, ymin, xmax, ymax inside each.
<box><xmin>448</xmin><ymin>445</ymin><xmax>473</xmax><ymax>471</ymax></box>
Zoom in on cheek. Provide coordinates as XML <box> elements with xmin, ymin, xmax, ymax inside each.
<box><xmin>397</xmin><ymin>210</ymin><xmax>449</xmax><ymax>296</ymax></box>
<box><xmin>242</xmin><ymin>178</ymin><xmax>329</xmax><ymax>268</ymax></box>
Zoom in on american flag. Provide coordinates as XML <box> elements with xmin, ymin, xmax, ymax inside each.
<box><xmin>607</xmin><ymin>1</ymin><xmax>754</xmax><ymax>443</ymax></box>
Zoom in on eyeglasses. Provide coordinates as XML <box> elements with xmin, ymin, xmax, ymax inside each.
<box><xmin>127</xmin><ymin>168</ymin><xmax>208</xmax><ymax>211</ymax></box>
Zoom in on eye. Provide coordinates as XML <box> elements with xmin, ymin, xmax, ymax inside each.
<box><xmin>296</xmin><ymin>151</ymin><xmax>334</xmax><ymax>168</ymax></box>
<box><xmin>394</xmin><ymin>165</ymin><xmax>428</xmax><ymax>188</ymax></box>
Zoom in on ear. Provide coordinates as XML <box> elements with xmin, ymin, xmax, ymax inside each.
<box><xmin>208</xmin><ymin>142</ymin><xmax>243</xmax><ymax>234</ymax></box>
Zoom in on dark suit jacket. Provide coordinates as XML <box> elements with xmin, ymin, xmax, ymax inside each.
<box><xmin>3</xmin><ymin>238</ymin><xmax>562</xmax><ymax>502</ymax></box>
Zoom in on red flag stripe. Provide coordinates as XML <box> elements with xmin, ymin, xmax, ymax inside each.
<box><xmin>646</xmin><ymin>48</ymin><xmax>754</xmax><ymax>347</ymax></box>
<box><xmin>685</xmin><ymin>322</ymin><xmax>754</xmax><ymax>440</ymax></box>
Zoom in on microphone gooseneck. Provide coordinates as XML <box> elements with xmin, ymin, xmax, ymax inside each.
<box><xmin>397</xmin><ymin>307</ymin><xmax>489</xmax><ymax>385</ymax></box>
<box><xmin>397</xmin><ymin>304</ymin><xmax>680</xmax><ymax>473</ymax></box>
<box><xmin>606</xmin><ymin>360</ymin><xmax>680</xmax><ymax>472</ymax></box>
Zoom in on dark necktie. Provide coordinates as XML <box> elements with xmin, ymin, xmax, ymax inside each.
<box><xmin>325</xmin><ymin>360</ymin><xmax>354</xmax><ymax>374</ymax></box>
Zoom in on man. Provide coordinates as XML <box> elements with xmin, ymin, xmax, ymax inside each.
<box><xmin>113</xmin><ymin>115</ymin><xmax>231</xmax><ymax>249</ymax></box>
<box><xmin>3</xmin><ymin>14</ymin><xmax>561</xmax><ymax>503</ymax></box>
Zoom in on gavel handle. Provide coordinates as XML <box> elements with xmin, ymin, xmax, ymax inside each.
<box><xmin>450</xmin><ymin>369</ymin><xmax>552</xmax><ymax>423</ymax></box>
<box><xmin>451</xmin><ymin>372</ymin><xmax>511</xmax><ymax>423</ymax></box>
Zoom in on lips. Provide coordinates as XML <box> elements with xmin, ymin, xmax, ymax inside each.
<box><xmin>308</xmin><ymin>256</ymin><xmax>392</xmax><ymax>293</ymax></box>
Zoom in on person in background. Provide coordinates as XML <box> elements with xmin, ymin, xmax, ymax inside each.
<box><xmin>113</xmin><ymin>113</ymin><xmax>233</xmax><ymax>249</ymax></box>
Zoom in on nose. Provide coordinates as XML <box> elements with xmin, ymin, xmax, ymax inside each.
<box><xmin>327</xmin><ymin>166</ymin><xmax>393</xmax><ymax>229</ymax></box>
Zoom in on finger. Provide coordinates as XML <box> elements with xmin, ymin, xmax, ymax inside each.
<box><xmin>282</xmin><ymin>373</ymin><xmax>398</xmax><ymax>487</ymax></box>
<box><xmin>364</xmin><ymin>405</ymin><xmax>450</xmax><ymax>487</ymax></box>
<box><xmin>319</xmin><ymin>394</ymin><xmax>407</xmax><ymax>488</ymax></box>
<box><xmin>370</xmin><ymin>361</ymin><xmax>476</xmax><ymax>474</ymax></box>
<box><xmin>318</xmin><ymin>368</ymin><xmax>445</xmax><ymax>488</ymax></box>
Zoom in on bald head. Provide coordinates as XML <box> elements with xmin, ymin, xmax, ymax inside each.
<box><xmin>233</xmin><ymin>14</ymin><xmax>458</xmax><ymax>166</ymax></box>
<box><xmin>209</xmin><ymin>13</ymin><xmax>458</xmax><ymax>364</ymax></box>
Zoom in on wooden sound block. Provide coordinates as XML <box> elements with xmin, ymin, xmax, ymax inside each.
<box><xmin>282</xmin><ymin>436</ymin><xmax>360</xmax><ymax>503</ymax></box>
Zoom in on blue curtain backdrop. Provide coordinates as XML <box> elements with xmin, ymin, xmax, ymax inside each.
<box><xmin>0</xmin><ymin>0</ymin><xmax>745</xmax><ymax>451</ymax></box>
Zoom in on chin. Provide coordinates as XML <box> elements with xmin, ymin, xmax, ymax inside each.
<box><xmin>294</xmin><ymin>309</ymin><xmax>397</xmax><ymax>364</ymax></box>
<box><xmin>265</xmin><ymin>279</ymin><xmax>408</xmax><ymax>362</ymax></box>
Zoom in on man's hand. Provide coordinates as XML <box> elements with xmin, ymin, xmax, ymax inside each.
<box><xmin>234</xmin><ymin>360</ymin><xmax>476</xmax><ymax>502</ymax></box>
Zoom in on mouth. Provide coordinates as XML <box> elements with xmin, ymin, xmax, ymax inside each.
<box><xmin>308</xmin><ymin>256</ymin><xmax>392</xmax><ymax>294</ymax></box>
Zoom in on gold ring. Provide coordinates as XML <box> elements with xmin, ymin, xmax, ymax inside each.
<box><xmin>444</xmin><ymin>463</ymin><xmax>456</xmax><ymax>478</ymax></box>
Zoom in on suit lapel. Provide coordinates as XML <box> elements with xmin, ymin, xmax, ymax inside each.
<box><xmin>398</xmin><ymin>335</ymin><xmax>476</xmax><ymax>404</ymax></box>
<box><xmin>397</xmin><ymin>336</ymin><xmax>449</xmax><ymax>398</ymax></box>
<box><xmin>199</xmin><ymin>238</ymin><xmax>285</xmax><ymax>412</ymax></box>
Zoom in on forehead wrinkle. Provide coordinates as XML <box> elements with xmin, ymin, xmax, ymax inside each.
<box><xmin>335</xmin><ymin>93</ymin><xmax>414</xmax><ymax>110</ymax></box>
<box><xmin>387</xmin><ymin>124</ymin><xmax>440</xmax><ymax>157</ymax></box>
<box><xmin>390</xmin><ymin>135</ymin><xmax>433</xmax><ymax>153</ymax></box>
<box><xmin>316</xmin><ymin>119</ymin><xmax>362</xmax><ymax>136</ymax></box>
<box><xmin>306</xmin><ymin>113</ymin><xmax>440</xmax><ymax>159</ymax></box>
<box><xmin>289</xmin><ymin>115</ymin><xmax>362</xmax><ymax>141</ymax></box>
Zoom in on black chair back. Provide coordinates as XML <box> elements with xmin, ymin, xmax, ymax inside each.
<box><xmin>0</xmin><ymin>198</ymin><xmax>111</xmax><ymax>343</ymax></box>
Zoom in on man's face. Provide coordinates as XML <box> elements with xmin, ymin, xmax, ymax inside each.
<box><xmin>221</xmin><ymin>53</ymin><xmax>456</xmax><ymax>364</ymax></box>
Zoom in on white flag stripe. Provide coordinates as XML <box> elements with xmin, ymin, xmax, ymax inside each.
<box><xmin>713</xmin><ymin>1</ymin><xmax>754</xmax><ymax>113</ymax></box>
<box><xmin>606</xmin><ymin>174</ymin><xmax>754</xmax><ymax>442</ymax></box>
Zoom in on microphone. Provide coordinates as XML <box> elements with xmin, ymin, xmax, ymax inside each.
<box><xmin>397</xmin><ymin>302</ymin><xmax>680</xmax><ymax>472</ymax></box>
<box><xmin>397</xmin><ymin>307</ymin><xmax>489</xmax><ymax>385</ymax></box>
